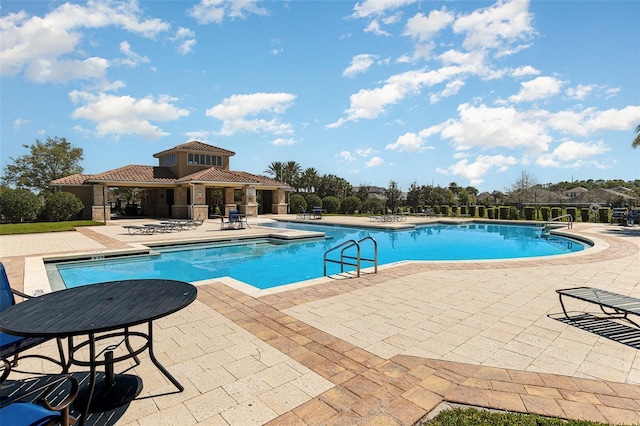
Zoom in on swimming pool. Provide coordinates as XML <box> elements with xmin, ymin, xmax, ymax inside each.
<box><xmin>53</xmin><ymin>221</ymin><xmax>586</xmax><ymax>290</ymax></box>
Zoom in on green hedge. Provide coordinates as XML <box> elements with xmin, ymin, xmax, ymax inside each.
<box><xmin>524</xmin><ymin>206</ymin><xmax>535</xmax><ymax>220</ymax></box>
<box><xmin>598</xmin><ymin>208</ymin><xmax>609</xmax><ymax>223</ymax></box>
<box><xmin>540</xmin><ymin>207</ymin><xmax>551</xmax><ymax>221</ymax></box>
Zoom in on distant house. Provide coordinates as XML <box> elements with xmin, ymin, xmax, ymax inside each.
<box><xmin>51</xmin><ymin>141</ymin><xmax>292</xmax><ymax>222</ymax></box>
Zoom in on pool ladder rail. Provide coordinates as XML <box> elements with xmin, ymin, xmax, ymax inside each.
<box><xmin>542</xmin><ymin>214</ymin><xmax>573</xmax><ymax>235</ymax></box>
<box><xmin>323</xmin><ymin>236</ymin><xmax>378</xmax><ymax>278</ymax></box>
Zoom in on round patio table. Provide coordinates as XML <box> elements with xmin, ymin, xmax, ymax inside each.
<box><xmin>0</xmin><ymin>279</ymin><xmax>197</xmax><ymax>424</ymax></box>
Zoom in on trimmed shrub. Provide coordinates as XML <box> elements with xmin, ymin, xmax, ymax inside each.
<box><xmin>0</xmin><ymin>188</ymin><xmax>41</xmax><ymax>223</ymax></box>
<box><xmin>498</xmin><ymin>206</ymin><xmax>509</xmax><ymax>220</ymax></box>
<box><xmin>580</xmin><ymin>208</ymin><xmax>590</xmax><ymax>222</ymax></box>
<box><xmin>340</xmin><ymin>196</ymin><xmax>361</xmax><ymax>214</ymax></box>
<box><xmin>598</xmin><ymin>208</ymin><xmax>609</xmax><ymax>223</ymax></box>
<box><xmin>322</xmin><ymin>196</ymin><xmax>340</xmax><ymax>214</ymax></box>
<box><xmin>487</xmin><ymin>207</ymin><xmax>495</xmax><ymax>219</ymax></box>
<box><xmin>540</xmin><ymin>207</ymin><xmax>551</xmax><ymax>221</ymax></box>
<box><xmin>289</xmin><ymin>193</ymin><xmax>307</xmax><ymax>214</ymax></box>
<box><xmin>362</xmin><ymin>198</ymin><xmax>384</xmax><ymax>214</ymax></box>
<box><xmin>305</xmin><ymin>194</ymin><xmax>322</xmax><ymax>210</ymax></box>
<box><xmin>524</xmin><ymin>206</ymin><xmax>536</xmax><ymax>221</ymax></box>
<box><xmin>42</xmin><ymin>192</ymin><xmax>83</xmax><ymax>221</ymax></box>
<box><xmin>509</xmin><ymin>206</ymin><xmax>520</xmax><ymax>220</ymax></box>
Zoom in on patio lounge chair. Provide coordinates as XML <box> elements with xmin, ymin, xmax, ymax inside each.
<box><xmin>0</xmin><ymin>362</ymin><xmax>79</xmax><ymax>426</ymax></box>
<box><xmin>0</xmin><ymin>262</ymin><xmax>65</xmax><ymax>377</ymax></box>
<box><xmin>122</xmin><ymin>225</ymin><xmax>151</xmax><ymax>235</ymax></box>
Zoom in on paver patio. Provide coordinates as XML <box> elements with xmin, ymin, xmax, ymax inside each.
<box><xmin>1</xmin><ymin>215</ymin><xmax>639</xmax><ymax>424</ymax></box>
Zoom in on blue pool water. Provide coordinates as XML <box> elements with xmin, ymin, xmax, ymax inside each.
<box><xmin>55</xmin><ymin>222</ymin><xmax>586</xmax><ymax>290</ymax></box>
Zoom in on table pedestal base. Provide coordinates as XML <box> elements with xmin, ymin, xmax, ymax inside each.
<box><xmin>75</xmin><ymin>374</ymin><xmax>142</xmax><ymax>413</ymax></box>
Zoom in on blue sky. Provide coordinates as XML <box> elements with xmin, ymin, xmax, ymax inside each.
<box><xmin>1</xmin><ymin>0</ymin><xmax>639</xmax><ymax>193</ymax></box>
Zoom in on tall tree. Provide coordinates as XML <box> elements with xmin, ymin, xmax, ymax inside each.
<box><xmin>1</xmin><ymin>137</ymin><xmax>83</xmax><ymax>194</ymax></box>
<box><xmin>283</xmin><ymin>161</ymin><xmax>302</xmax><ymax>189</ymax></box>
<box><xmin>633</xmin><ymin>123</ymin><xmax>640</xmax><ymax>149</ymax></box>
<box><xmin>356</xmin><ymin>184</ymin><xmax>370</xmax><ymax>202</ymax></box>
<box><xmin>386</xmin><ymin>180</ymin><xmax>403</xmax><ymax>212</ymax></box>
<box><xmin>507</xmin><ymin>171</ymin><xmax>538</xmax><ymax>209</ymax></box>
<box><xmin>263</xmin><ymin>161</ymin><xmax>285</xmax><ymax>181</ymax></box>
<box><xmin>300</xmin><ymin>167</ymin><xmax>319</xmax><ymax>193</ymax></box>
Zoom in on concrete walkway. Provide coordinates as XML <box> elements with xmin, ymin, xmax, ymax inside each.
<box><xmin>1</xmin><ymin>216</ymin><xmax>639</xmax><ymax>425</ymax></box>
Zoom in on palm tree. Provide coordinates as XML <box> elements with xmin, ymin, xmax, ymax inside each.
<box><xmin>300</xmin><ymin>167</ymin><xmax>319</xmax><ymax>193</ymax></box>
<box><xmin>264</xmin><ymin>161</ymin><xmax>284</xmax><ymax>181</ymax></box>
<box><xmin>633</xmin><ymin>123</ymin><xmax>640</xmax><ymax>149</ymax></box>
<box><xmin>283</xmin><ymin>161</ymin><xmax>302</xmax><ymax>189</ymax></box>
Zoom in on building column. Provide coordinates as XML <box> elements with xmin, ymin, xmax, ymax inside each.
<box><xmin>272</xmin><ymin>188</ymin><xmax>288</xmax><ymax>214</ymax></box>
<box><xmin>224</xmin><ymin>188</ymin><xmax>236</xmax><ymax>216</ymax></box>
<box><xmin>191</xmin><ymin>184</ymin><xmax>207</xmax><ymax>221</ymax></box>
<box><xmin>241</xmin><ymin>186</ymin><xmax>258</xmax><ymax>217</ymax></box>
<box><xmin>91</xmin><ymin>184</ymin><xmax>109</xmax><ymax>222</ymax></box>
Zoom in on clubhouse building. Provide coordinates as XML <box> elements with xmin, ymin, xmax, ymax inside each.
<box><xmin>51</xmin><ymin>141</ymin><xmax>292</xmax><ymax>222</ymax></box>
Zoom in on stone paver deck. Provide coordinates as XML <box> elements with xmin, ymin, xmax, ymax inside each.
<box><xmin>1</xmin><ymin>215</ymin><xmax>639</xmax><ymax>425</ymax></box>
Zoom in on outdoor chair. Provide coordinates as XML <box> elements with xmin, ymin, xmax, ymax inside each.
<box><xmin>0</xmin><ymin>262</ymin><xmax>65</xmax><ymax>379</ymax></box>
<box><xmin>0</xmin><ymin>359</ymin><xmax>79</xmax><ymax>426</ymax></box>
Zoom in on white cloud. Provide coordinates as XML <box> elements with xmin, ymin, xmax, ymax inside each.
<box><xmin>338</xmin><ymin>151</ymin><xmax>357</xmax><ymax>162</ymax></box>
<box><xmin>404</xmin><ymin>9</ymin><xmax>454</xmax><ymax>42</ymax></box>
<box><xmin>13</xmin><ymin>118</ymin><xmax>30</xmax><ymax>129</ymax></box>
<box><xmin>508</xmin><ymin>76</ymin><xmax>564</xmax><ymax>103</ymax></box>
<box><xmin>536</xmin><ymin>140</ymin><xmax>610</xmax><ymax>168</ymax></box>
<box><xmin>452</xmin><ymin>0</ymin><xmax>535</xmax><ymax>57</ymax></box>
<box><xmin>440</xmin><ymin>103</ymin><xmax>552</xmax><ymax>154</ymax></box>
<box><xmin>172</xmin><ymin>27</ymin><xmax>197</xmax><ymax>55</ymax></box>
<box><xmin>328</xmin><ymin>68</ymin><xmax>460</xmax><ymax>127</ymax></box>
<box><xmin>0</xmin><ymin>0</ymin><xmax>169</xmax><ymax>82</ymax></box>
<box><xmin>343</xmin><ymin>54</ymin><xmax>377</xmax><ymax>77</ymax></box>
<box><xmin>352</xmin><ymin>0</ymin><xmax>417</xmax><ymax>19</ymax></box>
<box><xmin>545</xmin><ymin>105</ymin><xmax>640</xmax><ymax>136</ymax></box>
<box><xmin>511</xmin><ymin>65</ymin><xmax>540</xmax><ymax>77</ymax></box>
<box><xmin>365</xmin><ymin>156</ymin><xmax>384</xmax><ymax>167</ymax></box>
<box><xmin>364</xmin><ymin>20</ymin><xmax>390</xmax><ymax>36</ymax></box>
<box><xmin>271</xmin><ymin>138</ymin><xmax>296</xmax><ymax>146</ymax></box>
<box><xmin>437</xmin><ymin>154</ymin><xmax>518</xmax><ymax>186</ymax></box>
<box><xmin>565</xmin><ymin>84</ymin><xmax>594</xmax><ymax>100</ymax></box>
<box><xmin>69</xmin><ymin>91</ymin><xmax>189</xmax><ymax>139</ymax></box>
<box><xmin>206</xmin><ymin>92</ymin><xmax>296</xmax><ymax>136</ymax></box>
<box><xmin>116</xmin><ymin>41</ymin><xmax>150</xmax><ymax>67</ymax></box>
<box><xmin>430</xmin><ymin>79</ymin><xmax>465</xmax><ymax>104</ymax></box>
<box><xmin>355</xmin><ymin>148</ymin><xmax>374</xmax><ymax>157</ymax></box>
<box><xmin>188</xmin><ymin>0</ymin><xmax>268</xmax><ymax>25</ymax></box>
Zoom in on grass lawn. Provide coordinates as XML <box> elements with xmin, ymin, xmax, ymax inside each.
<box><xmin>419</xmin><ymin>408</ymin><xmax>612</xmax><ymax>426</ymax></box>
<box><xmin>0</xmin><ymin>221</ymin><xmax>104</xmax><ymax>235</ymax></box>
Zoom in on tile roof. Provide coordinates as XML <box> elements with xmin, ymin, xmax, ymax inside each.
<box><xmin>178</xmin><ymin>168</ymin><xmax>292</xmax><ymax>189</ymax></box>
<box><xmin>51</xmin><ymin>165</ymin><xmax>291</xmax><ymax>189</ymax></box>
<box><xmin>153</xmin><ymin>141</ymin><xmax>236</xmax><ymax>158</ymax></box>
<box><xmin>51</xmin><ymin>174</ymin><xmax>95</xmax><ymax>185</ymax></box>
<box><xmin>88</xmin><ymin>165</ymin><xmax>178</xmax><ymax>183</ymax></box>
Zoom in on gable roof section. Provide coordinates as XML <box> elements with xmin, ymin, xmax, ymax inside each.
<box><xmin>51</xmin><ymin>165</ymin><xmax>291</xmax><ymax>189</ymax></box>
<box><xmin>177</xmin><ymin>168</ymin><xmax>292</xmax><ymax>189</ymax></box>
<box><xmin>88</xmin><ymin>165</ymin><xmax>177</xmax><ymax>184</ymax></box>
<box><xmin>51</xmin><ymin>173</ymin><xmax>95</xmax><ymax>185</ymax></box>
<box><xmin>153</xmin><ymin>141</ymin><xmax>236</xmax><ymax>158</ymax></box>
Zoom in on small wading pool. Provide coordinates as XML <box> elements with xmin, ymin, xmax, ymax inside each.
<box><xmin>51</xmin><ymin>222</ymin><xmax>588</xmax><ymax>290</ymax></box>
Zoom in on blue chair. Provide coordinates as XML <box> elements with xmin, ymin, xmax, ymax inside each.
<box><xmin>0</xmin><ymin>262</ymin><xmax>65</xmax><ymax>380</ymax></box>
<box><xmin>0</xmin><ymin>359</ymin><xmax>78</xmax><ymax>426</ymax></box>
